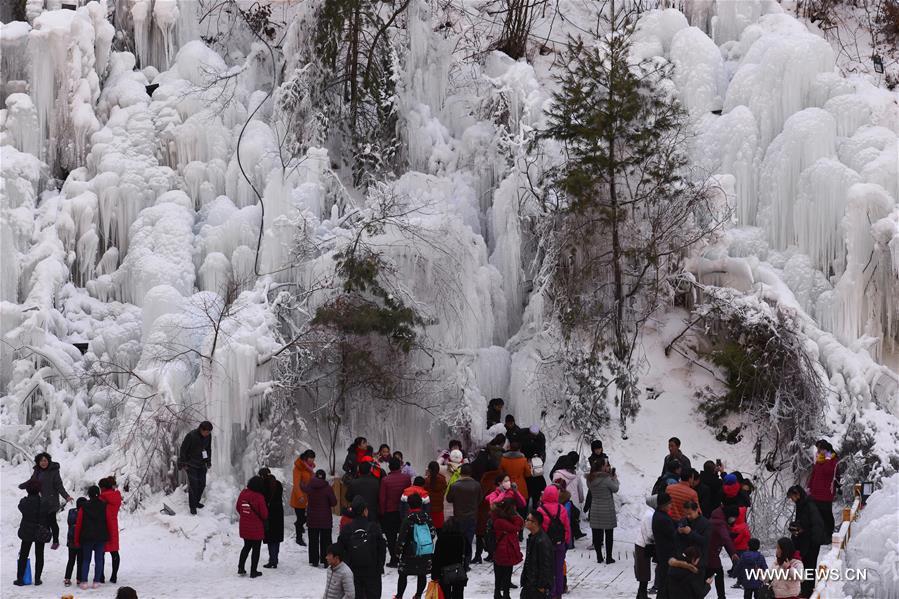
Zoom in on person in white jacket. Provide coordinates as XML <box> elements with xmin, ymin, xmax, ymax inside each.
<box><xmin>769</xmin><ymin>537</ymin><xmax>804</xmax><ymax>599</ymax></box>
<box><xmin>552</xmin><ymin>460</ymin><xmax>587</xmax><ymax>540</ymax></box>
<box><xmin>635</xmin><ymin>496</ymin><xmax>657</xmax><ymax>599</ymax></box>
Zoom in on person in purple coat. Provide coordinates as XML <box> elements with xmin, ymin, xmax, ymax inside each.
<box><xmin>301</xmin><ymin>469</ymin><xmax>337</xmax><ymax>567</ymax></box>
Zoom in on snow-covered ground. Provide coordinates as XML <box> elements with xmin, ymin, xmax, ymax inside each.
<box><xmin>1</xmin><ymin>321</ymin><xmax>757</xmax><ymax>598</ymax></box>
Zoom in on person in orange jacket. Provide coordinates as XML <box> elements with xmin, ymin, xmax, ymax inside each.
<box><xmin>290</xmin><ymin>450</ymin><xmax>315</xmax><ymax>546</ymax></box>
<box><xmin>666</xmin><ymin>470</ymin><xmax>701</xmax><ymax>522</ymax></box>
<box><xmin>500</xmin><ymin>441</ymin><xmax>532</xmax><ymax>506</ymax></box>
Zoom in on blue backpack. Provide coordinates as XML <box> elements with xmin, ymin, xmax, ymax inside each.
<box><xmin>412</xmin><ymin>522</ymin><xmax>434</xmax><ymax>556</ymax></box>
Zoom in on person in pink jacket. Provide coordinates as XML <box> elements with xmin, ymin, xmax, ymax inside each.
<box><xmin>487</xmin><ymin>474</ymin><xmax>526</xmax><ymax>509</ymax></box>
<box><xmin>236</xmin><ymin>476</ymin><xmax>269</xmax><ymax>578</ymax></box>
<box><xmin>538</xmin><ymin>485</ymin><xmax>571</xmax><ymax>599</ymax></box>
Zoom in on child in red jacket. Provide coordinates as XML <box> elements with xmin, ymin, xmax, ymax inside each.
<box><xmin>236</xmin><ymin>476</ymin><xmax>269</xmax><ymax>578</ymax></box>
<box><xmin>725</xmin><ymin>505</ymin><xmax>751</xmax><ymax>584</ymax></box>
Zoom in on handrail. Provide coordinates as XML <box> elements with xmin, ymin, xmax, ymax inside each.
<box><xmin>809</xmin><ymin>484</ymin><xmax>864</xmax><ymax>599</ymax></box>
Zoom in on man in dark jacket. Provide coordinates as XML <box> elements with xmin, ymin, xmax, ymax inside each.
<box><xmin>338</xmin><ymin>497</ymin><xmax>386</xmax><ymax>599</ymax></box>
<box><xmin>652</xmin><ymin>460</ymin><xmax>682</xmax><ymax>496</ymax></box>
<box><xmin>789</xmin><ymin>485</ymin><xmax>827</xmax><ymax>598</ymax></box>
<box><xmin>652</xmin><ymin>492</ymin><xmax>678</xmax><ymax>599</ymax></box>
<box><xmin>521</xmin><ymin>510</ymin><xmax>554</xmax><ymax>598</ymax></box>
<box><xmin>178</xmin><ymin>421</ymin><xmax>213</xmax><ymax>515</ymax></box>
<box><xmin>379</xmin><ymin>458</ymin><xmax>411</xmax><ymax>567</ymax></box>
<box><xmin>522</xmin><ymin>425</ymin><xmax>548</xmax><ymax>514</ymax></box>
<box><xmin>446</xmin><ymin>464</ymin><xmax>481</xmax><ymax>568</ymax></box>
<box><xmin>698</xmin><ymin>461</ymin><xmax>723</xmax><ymax>517</ymax></box>
<box><xmin>661</xmin><ymin>437</ymin><xmax>691</xmax><ymax>477</ymax></box>
<box><xmin>487</xmin><ymin>397</ymin><xmax>505</xmax><ymax>428</ymax></box>
<box><xmin>676</xmin><ymin>501</ymin><xmax>710</xmax><ymax>574</ymax></box>
<box><xmin>504</xmin><ymin>415</ymin><xmax>522</xmax><ymax>445</ymax></box>
<box><xmin>346</xmin><ymin>462</ymin><xmax>381</xmax><ymax>522</ymax></box>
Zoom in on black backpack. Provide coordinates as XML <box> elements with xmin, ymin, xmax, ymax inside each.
<box><xmin>545</xmin><ymin>507</ymin><xmax>566</xmax><ymax>545</ymax></box>
<box><xmin>484</xmin><ymin>517</ymin><xmax>497</xmax><ymax>553</ymax></box>
<box><xmin>347</xmin><ymin>524</ymin><xmax>373</xmax><ymax>565</ymax></box>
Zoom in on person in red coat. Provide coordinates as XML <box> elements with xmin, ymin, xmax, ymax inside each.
<box><xmin>380</xmin><ymin>457</ymin><xmax>412</xmax><ymax>568</ymax></box>
<box><xmin>807</xmin><ymin>439</ymin><xmax>839</xmax><ymax>536</ymax></box>
<box><xmin>98</xmin><ymin>477</ymin><xmax>123</xmax><ymax>583</ymax></box>
<box><xmin>302</xmin><ymin>469</ymin><xmax>337</xmax><ymax>567</ymax></box>
<box><xmin>236</xmin><ymin>476</ymin><xmax>269</xmax><ymax>578</ymax></box>
<box><xmin>492</xmin><ymin>499</ymin><xmax>524</xmax><ymax>599</ymax></box>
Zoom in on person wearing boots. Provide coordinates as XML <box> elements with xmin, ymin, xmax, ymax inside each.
<box><xmin>178</xmin><ymin>421</ymin><xmax>213</xmax><ymax>515</ymax></box>
<box><xmin>19</xmin><ymin>452</ymin><xmax>73</xmax><ymax>549</ymax></box>
<box><xmin>491</xmin><ymin>499</ymin><xmax>524</xmax><ymax>599</ymax></box>
<box><xmin>259</xmin><ymin>468</ymin><xmax>284</xmax><ymax>568</ymax></box>
<box><xmin>586</xmin><ymin>459</ymin><xmax>619</xmax><ymax>564</ymax></box>
<box><xmin>98</xmin><ymin>476</ymin><xmax>123</xmax><ymax>583</ymax></box>
<box><xmin>14</xmin><ymin>480</ymin><xmax>47</xmax><ymax>586</ymax></box>
<box><xmin>291</xmin><ymin>449</ymin><xmax>316</xmax><ymax>546</ymax></box>
<box><xmin>236</xmin><ymin>476</ymin><xmax>269</xmax><ymax>578</ymax></box>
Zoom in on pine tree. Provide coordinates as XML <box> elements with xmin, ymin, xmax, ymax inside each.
<box><xmin>541</xmin><ymin>5</ymin><xmax>726</xmax><ymax>432</ymax></box>
<box><xmin>311</xmin><ymin>0</ymin><xmax>405</xmax><ymax>185</ymax></box>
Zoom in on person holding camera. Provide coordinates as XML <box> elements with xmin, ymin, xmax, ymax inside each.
<box><xmin>487</xmin><ymin>474</ymin><xmax>526</xmax><ymax>509</ymax></box>
<box><xmin>675</xmin><ymin>501</ymin><xmax>710</xmax><ymax>577</ymax></box>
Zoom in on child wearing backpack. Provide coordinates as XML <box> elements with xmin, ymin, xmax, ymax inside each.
<box><xmin>395</xmin><ymin>493</ymin><xmax>436</xmax><ymax>599</ymax></box>
<box><xmin>538</xmin><ymin>485</ymin><xmax>571</xmax><ymax>599</ymax></box>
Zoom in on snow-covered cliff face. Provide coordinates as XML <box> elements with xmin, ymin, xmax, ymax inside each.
<box><xmin>1</xmin><ymin>0</ymin><xmax>897</xmax><ymax>492</ymax></box>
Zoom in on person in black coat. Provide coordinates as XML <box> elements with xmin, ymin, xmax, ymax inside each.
<box><xmin>788</xmin><ymin>485</ymin><xmax>827</xmax><ymax>597</ymax></box>
<box><xmin>651</xmin><ymin>493</ymin><xmax>678</xmax><ymax>599</ymax></box>
<box><xmin>432</xmin><ymin>517</ymin><xmax>467</xmax><ymax>599</ymax></box>
<box><xmin>14</xmin><ymin>480</ymin><xmax>47</xmax><ymax>586</ymax></box>
<box><xmin>675</xmin><ymin>501</ymin><xmax>710</xmax><ymax>574</ymax></box>
<box><xmin>178</xmin><ymin>421</ymin><xmax>213</xmax><ymax>515</ymax></box>
<box><xmin>338</xmin><ymin>497</ymin><xmax>387</xmax><ymax>599</ymax></box>
<box><xmin>396</xmin><ymin>493</ymin><xmax>436</xmax><ymax>599</ymax></box>
<box><xmin>470</xmin><ymin>446</ymin><xmax>499</xmax><ymax>485</ymax></box>
<box><xmin>587</xmin><ymin>440</ymin><xmax>609</xmax><ymax>472</ymax></box>
<box><xmin>19</xmin><ymin>452</ymin><xmax>73</xmax><ymax>547</ymax></box>
<box><xmin>698</xmin><ymin>461</ymin><xmax>723</xmax><ymax>517</ymax></box>
<box><xmin>667</xmin><ymin>545</ymin><xmax>712</xmax><ymax>599</ymax></box>
<box><xmin>346</xmin><ymin>462</ymin><xmax>381</xmax><ymax>522</ymax></box>
<box><xmin>258</xmin><ymin>468</ymin><xmax>284</xmax><ymax>568</ymax></box>
<box><xmin>75</xmin><ymin>485</ymin><xmax>109</xmax><ymax>587</ymax></box>
<box><xmin>342</xmin><ymin>437</ymin><xmax>368</xmax><ymax>482</ymax></box>
<box><xmin>503</xmin><ymin>415</ymin><xmax>522</xmax><ymax>446</ymax></box>
<box><xmin>487</xmin><ymin>398</ymin><xmax>505</xmax><ymax>428</ymax></box>
<box><xmin>521</xmin><ymin>510</ymin><xmax>554</xmax><ymax>599</ymax></box>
